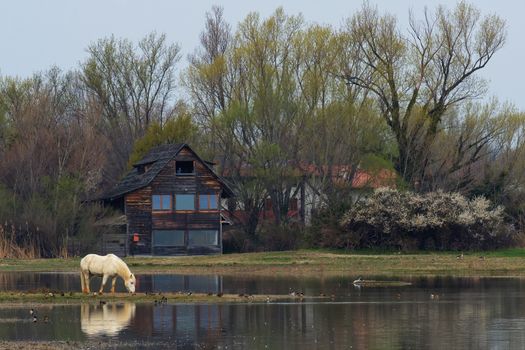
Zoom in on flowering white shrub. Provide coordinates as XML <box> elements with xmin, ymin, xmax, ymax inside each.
<box><xmin>341</xmin><ymin>188</ymin><xmax>513</xmax><ymax>250</ymax></box>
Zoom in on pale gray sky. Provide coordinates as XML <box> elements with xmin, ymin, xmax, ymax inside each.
<box><xmin>1</xmin><ymin>0</ymin><xmax>524</xmax><ymax>108</ymax></box>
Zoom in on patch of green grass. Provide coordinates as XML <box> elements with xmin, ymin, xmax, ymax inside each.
<box><xmin>302</xmin><ymin>247</ymin><xmax>465</xmax><ymax>256</ymax></box>
<box><xmin>258</xmin><ymin>256</ymin><xmax>293</xmax><ymax>262</ymax></box>
<box><xmin>482</xmin><ymin>248</ymin><xmax>525</xmax><ymax>258</ymax></box>
<box><xmin>3</xmin><ymin>249</ymin><xmax>525</xmax><ymax>278</ymax></box>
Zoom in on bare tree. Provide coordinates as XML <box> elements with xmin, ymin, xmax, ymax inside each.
<box><xmin>0</xmin><ymin>69</ymin><xmax>108</xmax><ymax>256</ymax></box>
<box><xmin>186</xmin><ymin>6</ymin><xmax>232</xmax><ymax>126</ymax></box>
<box><xmin>425</xmin><ymin>101</ymin><xmax>512</xmax><ymax>191</ymax></box>
<box><xmin>341</xmin><ymin>2</ymin><xmax>506</xmax><ymax>188</ymax></box>
<box><xmin>81</xmin><ymin>32</ymin><xmax>180</xmax><ymax>183</ymax></box>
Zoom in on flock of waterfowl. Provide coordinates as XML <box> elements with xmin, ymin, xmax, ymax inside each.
<box><xmin>29</xmin><ymin>308</ymin><xmax>49</xmax><ymax>323</ymax></box>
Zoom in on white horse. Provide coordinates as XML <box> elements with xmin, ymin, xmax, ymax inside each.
<box><xmin>80</xmin><ymin>254</ymin><xmax>136</xmax><ymax>294</ymax></box>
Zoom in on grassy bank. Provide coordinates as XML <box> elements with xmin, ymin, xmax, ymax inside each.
<box><xmin>2</xmin><ymin>249</ymin><xmax>525</xmax><ymax>277</ymax></box>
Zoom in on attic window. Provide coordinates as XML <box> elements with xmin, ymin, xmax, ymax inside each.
<box><xmin>137</xmin><ymin>164</ymin><xmax>150</xmax><ymax>175</ymax></box>
<box><xmin>176</xmin><ymin>161</ymin><xmax>194</xmax><ymax>175</ymax></box>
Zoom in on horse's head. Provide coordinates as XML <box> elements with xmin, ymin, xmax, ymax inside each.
<box><xmin>125</xmin><ymin>273</ymin><xmax>136</xmax><ymax>293</ymax></box>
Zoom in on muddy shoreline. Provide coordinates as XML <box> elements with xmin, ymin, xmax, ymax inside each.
<box><xmin>0</xmin><ymin>340</ymin><xmax>173</xmax><ymax>350</ymax></box>
<box><xmin>0</xmin><ymin>290</ymin><xmax>318</xmax><ymax>304</ymax></box>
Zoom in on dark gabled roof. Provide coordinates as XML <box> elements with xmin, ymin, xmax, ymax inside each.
<box><xmin>132</xmin><ymin>143</ymin><xmax>185</xmax><ymax>166</ymax></box>
<box><xmin>101</xmin><ymin>143</ymin><xmax>234</xmax><ymax>200</ymax></box>
<box><xmin>101</xmin><ymin>157</ymin><xmax>171</xmax><ymax>200</ymax></box>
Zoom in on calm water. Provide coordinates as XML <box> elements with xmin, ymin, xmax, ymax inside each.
<box><xmin>1</xmin><ymin>273</ymin><xmax>525</xmax><ymax>349</ymax></box>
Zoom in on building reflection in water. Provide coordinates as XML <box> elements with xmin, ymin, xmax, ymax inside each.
<box><xmin>81</xmin><ymin>303</ymin><xmax>136</xmax><ymax>336</ymax></box>
<box><xmin>137</xmin><ymin>274</ymin><xmax>222</xmax><ymax>294</ymax></box>
<box><xmin>5</xmin><ymin>274</ymin><xmax>525</xmax><ymax>348</ymax></box>
<box><xmin>0</xmin><ymin>272</ymin><xmax>224</xmax><ymax>294</ymax></box>
<box><xmin>130</xmin><ymin>303</ymin><xmax>222</xmax><ymax>345</ymax></box>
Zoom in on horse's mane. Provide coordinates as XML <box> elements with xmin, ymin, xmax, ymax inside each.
<box><xmin>110</xmin><ymin>254</ymin><xmax>132</xmax><ymax>280</ymax></box>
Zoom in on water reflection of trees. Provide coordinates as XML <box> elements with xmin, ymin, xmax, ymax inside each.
<box><xmin>3</xmin><ymin>274</ymin><xmax>525</xmax><ymax>348</ymax></box>
<box><xmin>126</xmin><ymin>280</ymin><xmax>525</xmax><ymax>349</ymax></box>
<box><xmin>0</xmin><ymin>272</ymin><xmax>78</xmax><ymax>291</ymax></box>
<box><xmin>0</xmin><ymin>272</ymin><xmax>223</xmax><ymax>294</ymax></box>
<box><xmin>81</xmin><ymin>303</ymin><xmax>136</xmax><ymax>336</ymax></box>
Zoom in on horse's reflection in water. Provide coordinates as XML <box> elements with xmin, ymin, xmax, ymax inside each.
<box><xmin>81</xmin><ymin>302</ymin><xmax>136</xmax><ymax>336</ymax></box>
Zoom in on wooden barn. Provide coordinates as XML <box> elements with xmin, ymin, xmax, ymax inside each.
<box><xmin>100</xmin><ymin>143</ymin><xmax>234</xmax><ymax>256</ymax></box>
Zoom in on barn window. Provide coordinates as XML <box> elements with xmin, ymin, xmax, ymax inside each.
<box><xmin>153</xmin><ymin>230</ymin><xmax>185</xmax><ymax>246</ymax></box>
<box><xmin>199</xmin><ymin>194</ymin><xmax>218</xmax><ymax>210</ymax></box>
<box><xmin>152</xmin><ymin>195</ymin><xmax>172</xmax><ymax>211</ymax></box>
<box><xmin>188</xmin><ymin>230</ymin><xmax>218</xmax><ymax>246</ymax></box>
<box><xmin>175</xmin><ymin>194</ymin><xmax>195</xmax><ymax>210</ymax></box>
<box><xmin>176</xmin><ymin>161</ymin><xmax>194</xmax><ymax>175</ymax></box>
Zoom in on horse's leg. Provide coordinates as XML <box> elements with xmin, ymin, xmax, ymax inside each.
<box><xmin>87</xmin><ymin>274</ymin><xmax>92</xmax><ymax>293</ymax></box>
<box><xmin>111</xmin><ymin>276</ymin><xmax>117</xmax><ymax>293</ymax></box>
<box><xmin>80</xmin><ymin>271</ymin><xmax>86</xmax><ymax>293</ymax></box>
<box><xmin>81</xmin><ymin>271</ymin><xmax>90</xmax><ymax>293</ymax></box>
<box><xmin>99</xmin><ymin>274</ymin><xmax>108</xmax><ymax>294</ymax></box>
<box><xmin>84</xmin><ymin>271</ymin><xmax>91</xmax><ymax>293</ymax></box>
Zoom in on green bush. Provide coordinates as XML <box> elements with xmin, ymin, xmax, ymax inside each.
<box><xmin>223</xmin><ymin>223</ymin><xmax>302</xmax><ymax>253</ymax></box>
<box><xmin>258</xmin><ymin>223</ymin><xmax>302</xmax><ymax>251</ymax></box>
<box><xmin>222</xmin><ymin>227</ymin><xmax>256</xmax><ymax>253</ymax></box>
<box><xmin>305</xmin><ymin>204</ymin><xmax>355</xmax><ymax>249</ymax></box>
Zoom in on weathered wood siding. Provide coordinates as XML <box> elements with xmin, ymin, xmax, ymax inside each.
<box><xmin>125</xmin><ymin>187</ymin><xmax>152</xmax><ymax>255</ymax></box>
<box><xmin>124</xmin><ymin>147</ymin><xmax>223</xmax><ymax>256</ymax></box>
<box><xmin>101</xmin><ymin>233</ymin><xmax>127</xmax><ymax>257</ymax></box>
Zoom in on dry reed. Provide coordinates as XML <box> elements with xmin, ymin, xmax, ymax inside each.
<box><xmin>0</xmin><ymin>225</ymin><xmax>39</xmax><ymax>259</ymax></box>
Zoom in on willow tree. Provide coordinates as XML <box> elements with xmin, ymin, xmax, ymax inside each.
<box><xmin>295</xmin><ymin>24</ymin><xmax>389</xmax><ymax>215</ymax></box>
<box><xmin>186</xmin><ymin>8</ymin><xmax>307</xmax><ymax>237</ymax></box>
<box><xmin>185</xmin><ymin>6</ymin><xmax>235</xmax><ymax>174</ymax></box>
<box><xmin>222</xmin><ymin>9</ymin><xmax>305</xmax><ymax>229</ymax></box>
<box><xmin>340</xmin><ymin>2</ymin><xmax>506</xmax><ymax>188</ymax></box>
<box><xmin>186</xmin><ymin>8</ymin><xmax>392</xmax><ymax>237</ymax></box>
